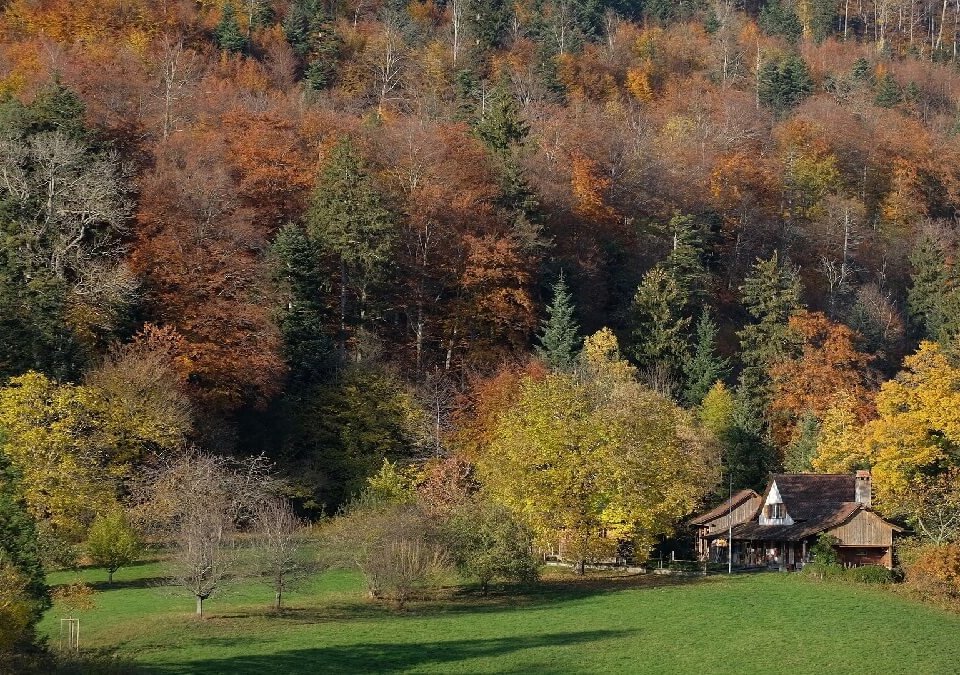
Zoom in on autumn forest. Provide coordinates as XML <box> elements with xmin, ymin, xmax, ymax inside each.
<box><xmin>4</xmin><ymin>0</ymin><xmax>960</xmax><ymax>662</ymax></box>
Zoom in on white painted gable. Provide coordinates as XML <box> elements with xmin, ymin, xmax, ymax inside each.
<box><xmin>758</xmin><ymin>480</ymin><xmax>794</xmax><ymax>526</ymax></box>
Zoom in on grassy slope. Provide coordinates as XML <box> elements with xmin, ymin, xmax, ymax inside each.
<box><xmin>39</xmin><ymin>564</ymin><xmax>960</xmax><ymax>675</ymax></box>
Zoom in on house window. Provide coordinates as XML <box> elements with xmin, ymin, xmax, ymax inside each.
<box><xmin>769</xmin><ymin>503</ymin><xmax>784</xmax><ymax>519</ymax></box>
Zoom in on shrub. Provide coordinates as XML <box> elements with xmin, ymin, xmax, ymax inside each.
<box><xmin>810</xmin><ymin>534</ymin><xmax>840</xmax><ymax>566</ymax></box>
<box><xmin>903</xmin><ymin>542</ymin><xmax>960</xmax><ymax>601</ymax></box>
<box><xmin>800</xmin><ymin>561</ymin><xmax>843</xmax><ymax>581</ymax></box>
<box><xmin>444</xmin><ymin>500</ymin><xmax>539</xmax><ymax>593</ymax></box>
<box><xmin>844</xmin><ymin>565</ymin><xmax>893</xmax><ymax>585</ymax></box>
<box><xmin>323</xmin><ymin>497</ymin><xmax>451</xmax><ymax>608</ymax></box>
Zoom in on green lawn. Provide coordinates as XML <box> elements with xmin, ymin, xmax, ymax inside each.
<box><xmin>39</xmin><ymin>562</ymin><xmax>960</xmax><ymax>674</ymax></box>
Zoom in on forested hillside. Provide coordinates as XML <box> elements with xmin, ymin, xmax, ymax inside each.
<box><xmin>3</xmin><ymin>0</ymin><xmax>960</xmax><ymax>565</ymax></box>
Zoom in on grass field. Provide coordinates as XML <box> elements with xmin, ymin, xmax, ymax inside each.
<box><xmin>38</xmin><ymin>562</ymin><xmax>960</xmax><ymax>674</ymax></box>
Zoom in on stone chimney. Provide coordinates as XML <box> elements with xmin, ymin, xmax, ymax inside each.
<box><xmin>855</xmin><ymin>470</ymin><xmax>872</xmax><ymax>508</ymax></box>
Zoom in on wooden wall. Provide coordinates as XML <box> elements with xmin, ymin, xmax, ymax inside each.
<box><xmin>705</xmin><ymin>497</ymin><xmax>762</xmax><ymax>535</ymax></box>
<box><xmin>828</xmin><ymin>510</ymin><xmax>894</xmax><ymax>547</ymax></box>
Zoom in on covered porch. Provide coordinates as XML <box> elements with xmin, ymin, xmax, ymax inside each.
<box><xmin>707</xmin><ymin>536</ymin><xmax>810</xmax><ymax>571</ymax></box>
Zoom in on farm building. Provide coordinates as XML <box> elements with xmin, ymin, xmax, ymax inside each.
<box><xmin>693</xmin><ymin>471</ymin><xmax>903</xmax><ymax>570</ymax></box>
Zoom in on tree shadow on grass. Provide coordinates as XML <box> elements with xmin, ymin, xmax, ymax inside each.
<box><xmin>88</xmin><ymin>577</ymin><xmax>172</xmax><ymax>592</ymax></box>
<box><xmin>184</xmin><ymin>572</ymin><xmax>711</xmax><ymax>628</ymax></box>
<box><xmin>142</xmin><ymin>629</ymin><xmax>636</xmax><ymax>675</ymax></box>
<box><xmin>196</xmin><ymin>573</ymin><xmax>707</xmax><ymax>626</ymax></box>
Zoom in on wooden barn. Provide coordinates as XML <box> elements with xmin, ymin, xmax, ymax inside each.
<box><xmin>693</xmin><ymin>471</ymin><xmax>903</xmax><ymax>570</ymax></box>
<box><xmin>689</xmin><ymin>488</ymin><xmax>761</xmax><ymax>561</ymax></box>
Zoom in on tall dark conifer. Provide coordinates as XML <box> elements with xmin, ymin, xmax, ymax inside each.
<box><xmin>535</xmin><ymin>272</ymin><xmax>581</xmax><ymax>371</ymax></box>
<box><xmin>682</xmin><ymin>311</ymin><xmax>730</xmax><ymax>407</ymax></box>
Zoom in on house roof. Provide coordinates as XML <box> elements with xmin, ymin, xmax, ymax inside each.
<box><xmin>764</xmin><ymin>473</ymin><xmax>857</xmax><ymax>523</ymax></box>
<box><xmin>702</xmin><ymin>472</ymin><xmax>905</xmax><ymax>543</ymax></box>
<box><xmin>706</xmin><ymin>502</ymin><xmax>863</xmax><ymax>542</ymax></box>
<box><xmin>689</xmin><ymin>489</ymin><xmax>761</xmax><ymax>526</ymax></box>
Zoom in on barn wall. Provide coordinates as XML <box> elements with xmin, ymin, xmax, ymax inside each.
<box><xmin>828</xmin><ymin>510</ymin><xmax>894</xmax><ymax>546</ymax></box>
<box><xmin>705</xmin><ymin>498</ymin><xmax>762</xmax><ymax>535</ymax></box>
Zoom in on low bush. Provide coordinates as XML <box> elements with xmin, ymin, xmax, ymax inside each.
<box><xmin>844</xmin><ymin>565</ymin><xmax>893</xmax><ymax>584</ymax></box>
<box><xmin>322</xmin><ymin>496</ymin><xmax>452</xmax><ymax>608</ymax></box>
<box><xmin>902</xmin><ymin>542</ymin><xmax>960</xmax><ymax>602</ymax></box>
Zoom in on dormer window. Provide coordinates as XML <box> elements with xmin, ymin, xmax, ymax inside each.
<box><xmin>769</xmin><ymin>503</ymin><xmax>785</xmax><ymax>519</ymax></box>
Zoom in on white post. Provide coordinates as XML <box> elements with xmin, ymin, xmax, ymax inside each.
<box><xmin>728</xmin><ymin>468</ymin><xmax>733</xmax><ymax>575</ymax></box>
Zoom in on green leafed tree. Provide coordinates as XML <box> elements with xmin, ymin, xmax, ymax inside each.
<box><xmin>758</xmin><ymin>52</ymin><xmax>813</xmax><ymax>112</ymax></box>
<box><xmin>629</xmin><ymin>267</ymin><xmax>691</xmax><ymax>373</ymax></box>
<box><xmin>535</xmin><ymin>272</ymin><xmax>581</xmax><ymax>371</ymax></box>
<box><xmin>0</xmin><ymin>449</ymin><xmax>48</xmax><ymax>651</ymax></box>
<box><xmin>87</xmin><ymin>508</ymin><xmax>139</xmax><ymax>584</ymax></box>
<box><xmin>307</xmin><ymin>137</ymin><xmax>395</xmax><ymax>354</ymax></box>
<box><xmin>216</xmin><ymin>2</ymin><xmax>248</xmax><ymax>53</ymax></box>
<box><xmin>444</xmin><ymin>499</ymin><xmax>539</xmax><ymax>593</ymax></box>
<box><xmin>682</xmin><ymin>310</ymin><xmax>730</xmax><ymax>407</ymax></box>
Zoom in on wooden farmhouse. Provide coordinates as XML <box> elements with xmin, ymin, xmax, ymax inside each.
<box><xmin>692</xmin><ymin>471</ymin><xmax>903</xmax><ymax>570</ymax></box>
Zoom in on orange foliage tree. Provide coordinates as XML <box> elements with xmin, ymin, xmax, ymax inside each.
<box><xmin>769</xmin><ymin>311</ymin><xmax>876</xmax><ymax>445</ymax></box>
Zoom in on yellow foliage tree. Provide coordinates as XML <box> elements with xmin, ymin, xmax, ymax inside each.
<box><xmin>0</xmin><ymin>559</ymin><xmax>34</xmax><ymax>654</ymax></box>
<box><xmin>811</xmin><ymin>389</ymin><xmax>869</xmax><ymax>474</ymax></box>
<box><xmin>0</xmin><ymin>370</ymin><xmax>188</xmax><ymax>538</ymax></box>
<box><xmin>0</xmin><ymin>373</ymin><xmax>117</xmax><ymax>538</ymax></box>
<box><xmin>477</xmin><ymin>330</ymin><xmax>717</xmax><ymax>572</ymax></box>
<box><xmin>863</xmin><ymin>341</ymin><xmax>960</xmax><ymax>509</ymax></box>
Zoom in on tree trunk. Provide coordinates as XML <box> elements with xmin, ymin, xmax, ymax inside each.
<box><xmin>275</xmin><ymin>590</ymin><xmax>282</xmax><ymax>612</ymax></box>
<box><xmin>339</xmin><ymin>257</ymin><xmax>348</xmax><ymax>351</ymax></box>
<box><xmin>577</xmin><ymin>559</ymin><xmax>585</xmax><ymax>576</ymax></box>
<box><xmin>108</xmin><ymin>569</ymin><xmax>114</xmax><ymax>584</ymax></box>
<box><xmin>196</xmin><ymin>596</ymin><xmax>203</xmax><ymax>617</ymax></box>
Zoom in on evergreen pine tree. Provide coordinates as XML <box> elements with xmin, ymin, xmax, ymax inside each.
<box><xmin>851</xmin><ymin>57</ymin><xmax>872</xmax><ymax>81</ymax></box>
<box><xmin>474</xmin><ymin>82</ymin><xmax>529</xmax><ymax>157</ymax></box>
<box><xmin>662</xmin><ymin>214</ymin><xmax>708</xmax><ymax>306</ymax></box>
<box><xmin>907</xmin><ymin>235</ymin><xmax>960</xmax><ymax>341</ymax></box>
<box><xmin>216</xmin><ymin>1</ymin><xmax>248</xmax><ymax>53</ymax></box>
<box><xmin>682</xmin><ymin>310</ymin><xmax>730</xmax><ymax>407</ymax></box>
<box><xmin>907</xmin><ymin>235</ymin><xmax>948</xmax><ymax>338</ymax></box>
<box><xmin>251</xmin><ymin>0</ymin><xmax>274</xmax><ymax>28</ymax></box>
<box><xmin>759</xmin><ymin>0</ymin><xmax>803</xmax><ymax>43</ymax></box>
<box><xmin>805</xmin><ymin>0</ymin><xmax>836</xmax><ymax>43</ymax></box>
<box><xmin>303</xmin><ymin>12</ymin><xmax>341</xmax><ymax>91</ymax></box>
<box><xmin>467</xmin><ymin>0</ymin><xmax>510</xmax><ymax>52</ymax></box>
<box><xmin>535</xmin><ymin>272</ymin><xmax>581</xmax><ymax>371</ymax></box>
<box><xmin>283</xmin><ymin>0</ymin><xmax>314</xmax><ymax>56</ymax></box>
<box><xmin>758</xmin><ymin>53</ymin><xmax>813</xmax><ymax>112</ymax></box>
<box><xmin>271</xmin><ymin>224</ymin><xmax>336</xmax><ymax>382</ymax></box>
<box><xmin>630</xmin><ymin>267</ymin><xmax>691</xmax><ymax>372</ymax></box>
<box><xmin>874</xmin><ymin>71</ymin><xmax>902</xmax><ymax>107</ymax></box>
<box><xmin>307</xmin><ymin>137</ymin><xmax>395</xmax><ymax>352</ymax></box>
<box><xmin>736</xmin><ymin>252</ymin><xmax>803</xmax><ymax>419</ymax></box>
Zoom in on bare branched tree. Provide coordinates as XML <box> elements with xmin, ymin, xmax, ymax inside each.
<box><xmin>133</xmin><ymin>450</ymin><xmax>276</xmax><ymax>616</ymax></box>
<box><xmin>252</xmin><ymin>496</ymin><xmax>312</xmax><ymax>612</ymax></box>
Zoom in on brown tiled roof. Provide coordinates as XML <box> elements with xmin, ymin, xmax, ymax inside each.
<box><xmin>769</xmin><ymin>473</ymin><xmax>857</xmax><ymax>522</ymax></box>
<box><xmin>706</xmin><ymin>502</ymin><xmax>863</xmax><ymax>542</ymax></box>
<box><xmin>689</xmin><ymin>489</ymin><xmax>760</xmax><ymax>525</ymax></box>
<box><xmin>703</xmin><ymin>471</ymin><xmax>905</xmax><ymax>542</ymax></box>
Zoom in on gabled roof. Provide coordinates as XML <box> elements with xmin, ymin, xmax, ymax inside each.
<box><xmin>689</xmin><ymin>489</ymin><xmax>760</xmax><ymax>526</ymax></box>
<box><xmin>703</xmin><ymin>472</ymin><xmax>905</xmax><ymax>543</ymax></box>
<box><xmin>764</xmin><ymin>473</ymin><xmax>857</xmax><ymax>522</ymax></box>
<box><xmin>707</xmin><ymin>502</ymin><xmax>863</xmax><ymax>542</ymax></box>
